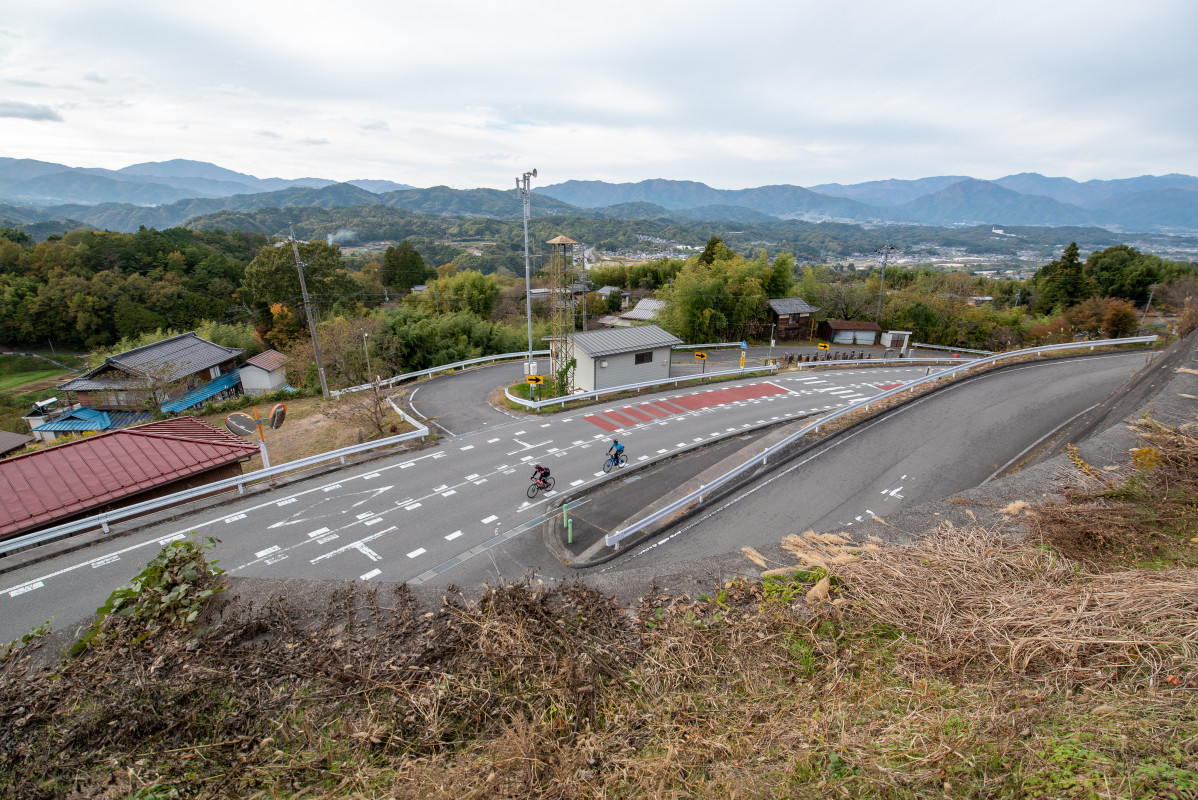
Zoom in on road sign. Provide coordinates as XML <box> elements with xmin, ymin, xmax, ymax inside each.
<box><xmin>817</xmin><ymin>342</ymin><xmax>830</xmax><ymax>350</ymax></box>
<box><xmin>740</xmin><ymin>340</ymin><xmax>747</xmax><ymax>350</ymax></box>
<box><xmin>526</xmin><ymin>375</ymin><xmax>544</xmax><ymax>385</ymax></box>
<box><xmin>224</xmin><ymin>412</ymin><xmax>258</xmax><ymax>438</ymax></box>
<box><xmin>739</xmin><ymin>352</ymin><xmax>746</xmax><ymax>368</ymax></box>
<box><xmin>269</xmin><ymin>403</ymin><xmax>287</xmax><ymax>430</ymax></box>
<box><xmin>694</xmin><ymin>352</ymin><xmax>707</xmax><ymax>360</ymax></box>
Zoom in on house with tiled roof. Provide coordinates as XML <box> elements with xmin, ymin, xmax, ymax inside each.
<box><xmin>768</xmin><ymin>298</ymin><xmax>821</xmax><ymax>340</ymax></box>
<box><xmin>0</xmin><ymin>416</ymin><xmax>259</xmax><ymax>542</ymax></box>
<box><xmin>57</xmin><ymin>332</ymin><xmax>243</xmax><ymax>413</ymax></box>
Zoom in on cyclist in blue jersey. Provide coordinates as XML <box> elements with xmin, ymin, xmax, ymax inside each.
<box><xmin>608</xmin><ymin>439</ymin><xmax>625</xmax><ymax>462</ymax></box>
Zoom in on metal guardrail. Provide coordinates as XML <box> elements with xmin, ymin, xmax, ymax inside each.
<box><xmin>672</xmin><ymin>342</ymin><xmax>742</xmax><ymax>350</ymax></box>
<box><xmin>604</xmin><ymin>335</ymin><xmax>1158</xmax><ymax>549</ymax></box>
<box><xmin>911</xmin><ymin>342</ymin><xmax>993</xmax><ymax>355</ymax></box>
<box><xmin>0</xmin><ymin>401</ymin><xmax>430</xmax><ymax>557</ymax></box>
<box><xmin>504</xmin><ymin>364</ymin><xmax>782</xmax><ymax>411</ymax></box>
<box><xmin>333</xmin><ymin>349</ymin><xmax>550</xmax><ymax>397</ymax></box>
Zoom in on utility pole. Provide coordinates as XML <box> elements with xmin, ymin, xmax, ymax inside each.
<box><xmin>517</xmin><ymin>169</ymin><xmax>538</xmax><ymax>365</ymax></box>
<box><xmin>1140</xmin><ymin>283</ymin><xmax>1158</xmax><ymax>329</ymax></box>
<box><xmin>876</xmin><ymin>244</ymin><xmax>896</xmax><ymax>323</ymax></box>
<box><xmin>289</xmin><ymin>225</ymin><xmax>330</xmax><ymax>400</ymax></box>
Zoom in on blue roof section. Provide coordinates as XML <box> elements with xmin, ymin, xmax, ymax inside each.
<box><xmin>36</xmin><ymin>408</ymin><xmax>151</xmax><ymax>433</ymax></box>
<box><xmin>160</xmin><ymin>369</ymin><xmax>242</xmax><ymax>413</ymax></box>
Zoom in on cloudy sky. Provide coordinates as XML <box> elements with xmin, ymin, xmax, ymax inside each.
<box><xmin>2</xmin><ymin>1</ymin><xmax>1195</xmax><ymax>190</ymax></box>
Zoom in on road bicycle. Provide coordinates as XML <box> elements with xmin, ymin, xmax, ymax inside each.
<box><xmin>602</xmin><ymin>452</ymin><xmax>628</xmax><ymax>473</ymax></box>
<box><xmin>527</xmin><ymin>475</ymin><xmax>555</xmax><ymax>498</ymax></box>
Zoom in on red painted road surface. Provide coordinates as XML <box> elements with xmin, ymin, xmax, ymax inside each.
<box><xmin>584</xmin><ymin>382</ymin><xmax>791</xmax><ymax>432</ymax></box>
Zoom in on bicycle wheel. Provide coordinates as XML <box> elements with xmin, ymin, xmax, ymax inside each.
<box><xmin>603</xmin><ymin>457</ymin><xmax>614</xmax><ymax>473</ymax></box>
<box><xmin>545</xmin><ymin>476</ymin><xmax>555</xmax><ymax>491</ymax></box>
<box><xmin>618</xmin><ymin>453</ymin><xmax>628</xmax><ymax>468</ymax></box>
<box><xmin>526</xmin><ymin>481</ymin><xmax>539</xmax><ymax>499</ymax></box>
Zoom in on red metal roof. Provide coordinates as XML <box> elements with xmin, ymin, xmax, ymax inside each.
<box><xmin>0</xmin><ymin>417</ymin><xmax>259</xmax><ymax>541</ymax></box>
<box><xmin>244</xmin><ymin>349</ymin><xmax>286</xmax><ymax>372</ymax></box>
<box><xmin>825</xmin><ymin>320</ymin><xmax>881</xmax><ymax>331</ymax></box>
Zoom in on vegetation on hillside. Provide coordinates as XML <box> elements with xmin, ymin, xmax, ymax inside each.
<box><xmin>1</xmin><ymin>422</ymin><xmax>1194</xmax><ymax>798</ymax></box>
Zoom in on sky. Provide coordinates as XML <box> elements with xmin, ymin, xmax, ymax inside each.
<box><xmin>2</xmin><ymin>1</ymin><xmax>1196</xmax><ymax>190</ymax></box>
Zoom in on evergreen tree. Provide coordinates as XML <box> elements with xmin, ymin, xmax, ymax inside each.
<box><xmin>382</xmin><ymin>240</ymin><xmax>429</xmax><ymax>290</ymax></box>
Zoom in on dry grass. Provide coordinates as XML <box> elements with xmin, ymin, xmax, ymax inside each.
<box><xmin>3</xmin><ymin>420</ymin><xmax>1197</xmax><ymax>797</ymax></box>
<box><xmin>826</xmin><ymin>526</ymin><xmax>1198</xmax><ymax>682</ymax></box>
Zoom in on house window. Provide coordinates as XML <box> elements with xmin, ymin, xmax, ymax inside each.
<box><xmin>634</xmin><ymin>350</ymin><xmax>653</xmax><ymax>365</ymax></box>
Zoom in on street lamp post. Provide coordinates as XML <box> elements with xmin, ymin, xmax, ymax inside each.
<box><xmin>517</xmin><ymin>169</ymin><xmax>538</xmax><ymax>367</ymax></box>
<box><xmin>768</xmin><ymin>322</ymin><xmax>775</xmax><ymax>362</ymax></box>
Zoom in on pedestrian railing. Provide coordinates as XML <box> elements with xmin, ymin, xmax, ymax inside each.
<box><xmin>0</xmin><ymin>400</ymin><xmax>430</xmax><ymax>557</ymax></box>
<box><xmin>603</xmin><ymin>335</ymin><xmax>1158</xmax><ymax>549</ymax></box>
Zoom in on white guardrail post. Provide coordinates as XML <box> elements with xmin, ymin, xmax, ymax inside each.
<box><xmin>603</xmin><ymin>335</ymin><xmax>1158</xmax><ymax>549</ymax></box>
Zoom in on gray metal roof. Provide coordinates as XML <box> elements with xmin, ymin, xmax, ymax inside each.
<box><xmin>59</xmin><ymin>333</ymin><xmax>243</xmax><ymax>391</ymax></box>
<box><xmin>769</xmin><ymin>298</ymin><xmax>820</xmax><ymax>315</ymax></box>
<box><xmin>619</xmin><ymin>298</ymin><xmax>666</xmax><ymax>321</ymax></box>
<box><xmin>571</xmin><ymin>324</ymin><xmax>683</xmax><ymax>358</ymax></box>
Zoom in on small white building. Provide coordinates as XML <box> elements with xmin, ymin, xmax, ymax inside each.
<box><xmin>569</xmin><ymin>325</ymin><xmax>683</xmax><ymax>393</ymax></box>
<box><xmin>240</xmin><ymin>350</ymin><xmax>288</xmax><ymax>395</ymax></box>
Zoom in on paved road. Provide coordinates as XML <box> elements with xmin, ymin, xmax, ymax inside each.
<box><xmin>0</xmin><ymin>365</ymin><xmax>936</xmax><ymax>642</ymax></box>
<box><xmin>610</xmin><ymin>351</ymin><xmax>1148</xmax><ymax>569</ymax></box>
<box><xmin>406</xmin><ymin>361</ymin><xmax>526</xmax><ymax>436</ymax></box>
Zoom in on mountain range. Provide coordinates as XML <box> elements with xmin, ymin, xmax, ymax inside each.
<box><xmin>1</xmin><ymin>157</ymin><xmax>1196</xmax><ymax>235</ymax></box>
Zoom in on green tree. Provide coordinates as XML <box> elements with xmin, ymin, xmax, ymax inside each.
<box><xmin>243</xmin><ymin>240</ymin><xmax>356</xmax><ymax>310</ymax></box>
<box><xmin>1033</xmin><ymin>243</ymin><xmax>1094</xmax><ymax>313</ymax></box>
<box><xmin>382</xmin><ymin>240</ymin><xmax>430</xmax><ymax>290</ymax></box>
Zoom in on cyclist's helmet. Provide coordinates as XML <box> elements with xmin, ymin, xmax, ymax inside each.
<box><xmin>534</xmin><ymin>464</ymin><xmax>543</xmax><ymax>470</ymax></box>
<box><xmin>612</xmin><ymin>439</ymin><xmax>619</xmax><ymax>446</ymax></box>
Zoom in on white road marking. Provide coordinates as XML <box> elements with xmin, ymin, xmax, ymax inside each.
<box><xmin>255</xmin><ymin>545</ymin><xmax>280</xmax><ymax>559</ymax></box>
<box><xmin>658</xmin><ymin>448</ymin><xmax>668</xmax><ymax>453</ymax></box>
<box><xmin>365</xmin><ymin>517</ymin><xmax>383</xmax><ymax>526</ymax></box>
<box><xmin>482</xmin><ymin>515</ymin><xmax>498</xmax><ymax>524</ymax></box>
<box><xmin>276</xmin><ymin>498</ymin><xmax>296</xmax><ymax>506</ymax></box>
<box><xmin>356</xmin><ymin>512</ymin><xmax>374</xmax><ymax>520</ymax></box>
<box><xmin>405</xmin><ymin>547</ymin><xmax>425</xmax><ymax>559</ymax></box>
<box><xmin>405</xmin><ymin>503</ymin><xmax>422</xmax><ymax>510</ymax></box>
<box><xmin>445</xmin><ymin>530</ymin><xmax>463</xmax><ymax>541</ymax></box>
<box><xmin>362</xmin><ymin>472</ymin><xmax>380</xmax><ymax>479</ymax></box>
<box><xmin>91</xmin><ymin>555</ymin><xmax>119</xmax><ymax>568</ymax></box>
<box><xmin>571</xmin><ymin>479</ymin><xmax>584</xmax><ymax>486</ymax></box>
<box><xmin>322</xmin><ymin>484</ymin><xmax>342</xmax><ymax>492</ymax></box>
<box><xmin>441</xmin><ymin>489</ymin><xmax>456</xmax><ymax>497</ymax></box>
<box><xmin>460</xmin><ymin>445</ymin><xmax>474</xmax><ymax>451</ymax></box>
<box><xmin>307</xmin><ymin>527</ymin><xmax>331</xmax><ymax>538</ymax></box>
<box><xmin>9</xmin><ymin>581</ymin><xmax>43</xmax><ymax>597</ymax></box>
<box><xmin>465</xmin><ymin>473</ymin><xmax>480</xmax><ymax>480</ymax></box>
<box><xmin>487</xmin><ymin>437</ymin><xmax>500</xmax><ymax>443</ymax></box>
<box><xmin>360</xmin><ymin>569</ymin><xmax>381</xmax><ymax>581</ymax></box>
<box><xmin>473</xmin><ymin>478</ymin><xmax>487</xmax><ymax>484</ymax></box>
<box><xmin>225</xmin><ymin>513</ymin><xmax>246</xmax><ymax>523</ymax></box>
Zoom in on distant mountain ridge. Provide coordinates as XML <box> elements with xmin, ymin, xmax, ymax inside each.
<box><xmin>0</xmin><ymin>156</ymin><xmax>1195</xmax><ymax>234</ymax></box>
